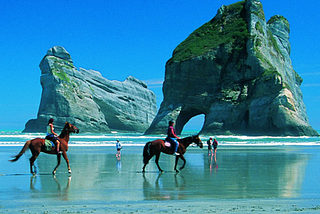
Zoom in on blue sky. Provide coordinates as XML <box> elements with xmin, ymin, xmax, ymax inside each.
<box><xmin>1</xmin><ymin>0</ymin><xmax>319</xmax><ymax>131</ymax></box>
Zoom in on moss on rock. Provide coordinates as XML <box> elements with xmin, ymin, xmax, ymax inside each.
<box><xmin>167</xmin><ymin>1</ymin><xmax>248</xmax><ymax>64</ymax></box>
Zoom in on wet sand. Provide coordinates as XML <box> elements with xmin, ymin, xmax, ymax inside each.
<box><xmin>1</xmin><ymin>146</ymin><xmax>320</xmax><ymax>213</ymax></box>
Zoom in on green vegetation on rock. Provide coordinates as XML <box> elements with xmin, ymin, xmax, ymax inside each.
<box><xmin>267</xmin><ymin>30</ymin><xmax>283</xmax><ymax>60</ymax></box>
<box><xmin>47</xmin><ymin>56</ymin><xmax>81</xmax><ymax>100</ymax></box>
<box><xmin>255</xmin><ymin>21</ymin><xmax>264</xmax><ymax>35</ymax></box>
<box><xmin>53</xmin><ymin>70</ymin><xmax>70</xmax><ymax>82</ymax></box>
<box><xmin>267</xmin><ymin>15</ymin><xmax>290</xmax><ymax>30</ymax></box>
<box><xmin>168</xmin><ymin>1</ymin><xmax>248</xmax><ymax>64</ymax></box>
<box><xmin>49</xmin><ymin>56</ymin><xmax>74</xmax><ymax>82</ymax></box>
<box><xmin>261</xmin><ymin>69</ymin><xmax>281</xmax><ymax>81</ymax></box>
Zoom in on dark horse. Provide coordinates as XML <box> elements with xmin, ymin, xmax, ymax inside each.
<box><xmin>10</xmin><ymin>122</ymin><xmax>79</xmax><ymax>175</ymax></box>
<box><xmin>142</xmin><ymin>135</ymin><xmax>203</xmax><ymax>172</ymax></box>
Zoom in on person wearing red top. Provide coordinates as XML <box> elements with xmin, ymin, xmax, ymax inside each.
<box><xmin>207</xmin><ymin>137</ymin><xmax>213</xmax><ymax>156</ymax></box>
<box><xmin>166</xmin><ymin>121</ymin><xmax>180</xmax><ymax>156</ymax></box>
<box><xmin>213</xmin><ymin>138</ymin><xmax>218</xmax><ymax>156</ymax></box>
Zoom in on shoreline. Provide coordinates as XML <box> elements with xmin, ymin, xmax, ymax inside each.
<box><xmin>1</xmin><ymin>198</ymin><xmax>320</xmax><ymax>213</ymax></box>
<box><xmin>1</xmin><ymin>131</ymin><xmax>320</xmax><ymax>148</ymax></box>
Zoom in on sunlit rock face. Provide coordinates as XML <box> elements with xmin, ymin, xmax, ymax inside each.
<box><xmin>23</xmin><ymin>46</ymin><xmax>157</xmax><ymax>133</ymax></box>
<box><xmin>145</xmin><ymin>0</ymin><xmax>318</xmax><ymax>136</ymax></box>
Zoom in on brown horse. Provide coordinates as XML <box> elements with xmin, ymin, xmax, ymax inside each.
<box><xmin>142</xmin><ymin>135</ymin><xmax>203</xmax><ymax>173</ymax></box>
<box><xmin>10</xmin><ymin>122</ymin><xmax>79</xmax><ymax>175</ymax></box>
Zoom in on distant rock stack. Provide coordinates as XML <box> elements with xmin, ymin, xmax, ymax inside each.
<box><xmin>145</xmin><ymin>0</ymin><xmax>318</xmax><ymax>136</ymax></box>
<box><xmin>23</xmin><ymin>46</ymin><xmax>157</xmax><ymax>133</ymax></box>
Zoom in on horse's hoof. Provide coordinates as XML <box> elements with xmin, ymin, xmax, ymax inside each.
<box><xmin>68</xmin><ymin>170</ymin><xmax>72</xmax><ymax>174</ymax></box>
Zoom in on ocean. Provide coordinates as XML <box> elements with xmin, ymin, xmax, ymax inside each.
<box><xmin>1</xmin><ymin>130</ymin><xmax>320</xmax><ymax>147</ymax></box>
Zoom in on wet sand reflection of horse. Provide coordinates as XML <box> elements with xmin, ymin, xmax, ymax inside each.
<box><xmin>9</xmin><ymin>122</ymin><xmax>79</xmax><ymax>175</ymax></box>
<box><xmin>142</xmin><ymin>172</ymin><xmax>186</xmax><ymax>200</ymax></box>
<box><xmin>142</xmin><ymin>135</ymin><xmax>203</xmax><ymax>172</ymax></box>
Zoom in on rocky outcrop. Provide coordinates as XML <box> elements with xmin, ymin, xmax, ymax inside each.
<box><xmin>145</xmin><ymin>0</ymin><xmax>318</xmax><ymax>136</ymax></box>
<box><xmin>23</xmin><ymin>46</ymin><xmax>157</xmax><ymax>133</ymax></box>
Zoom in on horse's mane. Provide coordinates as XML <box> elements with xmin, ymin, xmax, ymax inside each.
<box><xmin>178</xmin><ymin>135</ymin><xmax>196</xmax><ymax>146</ymax></box>
<box><xmin>59</xmin><ymin>122</ymin><xmax>70</xmax><ymax>139</ymax></box>
<box><xmin>179</xmin><ymin>136</ymin><xmax>192</xmax><ymax>142</ymax></box>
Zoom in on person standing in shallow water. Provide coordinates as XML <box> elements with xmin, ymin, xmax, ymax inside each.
<box><xmin>116</xmin><ymin>139</ymin><xmax>122</xmax><ymax>158</ymax></box>
<box><xmin>45</xmin><ymin>118</ymin><xmax>61</xmax><ymax>154</ymax></box>
<box><xmin>213</xmin><ymin>138</ymin><xmax>218</xmax><ymax>156</ymax></box>
<box><xmin>166</xmin><ymin>121</ymin><xmax>180</xmax><ymax>156</ymax></box>
<box><xmin>207</xmin><ymin>137</ymin><xmax>213</xmax><ymax>155</ymax></box>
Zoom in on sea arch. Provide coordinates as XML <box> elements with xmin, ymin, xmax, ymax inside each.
<box><xmin>175</xmin><ymin>107</ymin><xmax>206</xmax><ymax>135</ymax></box>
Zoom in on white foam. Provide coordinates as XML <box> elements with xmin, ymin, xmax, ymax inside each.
<box><xmin>1</xmin><ymin>132</ymin><xmax>319</xmax><ymax>147</ymax></box>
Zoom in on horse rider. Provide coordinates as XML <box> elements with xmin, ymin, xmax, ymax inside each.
<box><xmin>45</xmin><ymin>118</ymin><xmax>61</xmax><ymax>154</ymax></box>
<box><xmin>166</xmin><ymin>121</ymin><xmax>180</xmax><ymax>156</ymax></box>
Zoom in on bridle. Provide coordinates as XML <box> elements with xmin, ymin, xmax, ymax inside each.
<box><xmin>193</xmin><ymin>135</ymin><xmax>203</xmax><ymax>148</ymax></box>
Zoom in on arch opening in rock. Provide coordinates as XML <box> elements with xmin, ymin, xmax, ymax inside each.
<box><xmin>177</xmin><ymin>111</ymin><xmax>205</xmax><ymax>135</ymax></box>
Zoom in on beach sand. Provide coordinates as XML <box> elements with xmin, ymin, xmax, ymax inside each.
<box><xmin>1</xmin><ymin>146</ymin><xmax>320</xmax><ymax>213</ymax></box>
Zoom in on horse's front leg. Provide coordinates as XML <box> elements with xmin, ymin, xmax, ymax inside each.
<box><xmin>52</xmin><ymin>153</ymin><xmax>61</xmax><ymax>175</ymax></box>
<box><xmin>155</xmin><ymin>153</ymin><xmax>163</xmax><ymax>172</ymax></box>
<box><xmin>62</xmin><ymin>152</ymin><xmax>72</xmax><ymax>174</ymax></box>
<box><xmin>142</xmin><ymin>164</ymin><xmax>147</xmax><ymax>173</ymax></box>
<box><xmin>178</xmin><ymin>155</ymin><xmax>186</xmax><ymax>171</ymax></box>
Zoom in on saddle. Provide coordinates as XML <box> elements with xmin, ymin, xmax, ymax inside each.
<box><xmin>164</xmin><ymin>138</ymin><xmax>175</xmax><ymax>149</ymax></box>
<box><xmin>42</xmin><ymin>139</ymin><xmax>55</xmax><ymax>151</ymax></box>
<box><xmin>164</xmin><ymin>141</ymin><xmax>171</xmax><ymax>148</ymax></box>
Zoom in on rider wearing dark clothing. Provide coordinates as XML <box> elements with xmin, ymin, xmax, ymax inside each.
<box><xmin>166</xmin><ymin>121</ymin><xmax>180</xmax><ymax>156</ymax></box>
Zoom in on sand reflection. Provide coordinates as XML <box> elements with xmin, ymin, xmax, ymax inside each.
<box><xmin>201</xmin><ymin>148</ymin><xmax>309</xmax><ymax>198</ymax></box>
<box><xmin>0</xmin><ymin>146</ymin><xmax>312</xmax><ymax>204</ymax></box>
<box><xmin>142</xmin><ymin>172</ymin><xmax>187</xmax><ymax>200</ymax></box>
<box><xmin>141</xmin><ymin>147</ymin><xmax>309</xmax><ymax>200</ymax></box>
<box><xmin>30</xmin><ymin>175</ymin><xmax>71</xmax><ymax>201</ymax></box>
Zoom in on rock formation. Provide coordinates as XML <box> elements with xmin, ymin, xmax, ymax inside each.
<box><xmin>145</xmin><ymin>0</ymin><xmax>318</xmax><ymax>136</ymax></box>
<box><xmin>23</xmin><ymin>46</ymin><xmax>157</xmax><ymax>133</ymax></box>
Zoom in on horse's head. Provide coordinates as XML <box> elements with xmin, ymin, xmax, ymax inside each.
<box><xmin>193</xmin><ymin>135</ymin><xmax>203</xmax><ymax>148</ymax></box>
<box><xmin>64</xmin><ymin>122</ymin><xmax>79</xmax><ymax>134</ymax></box>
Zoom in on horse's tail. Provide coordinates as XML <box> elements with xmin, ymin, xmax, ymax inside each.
<box><xmin>9</xmin><ymin>140</ymin><xmax>31</xmax><ymax>162</ymax></box>
<box><xmin>143</xmin><ymin>142</ymin><xmax>153</xmax><ymax>165</ymax></box>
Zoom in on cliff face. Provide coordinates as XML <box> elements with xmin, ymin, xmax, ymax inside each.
<box><xmin>145</xmin><ymin>0</ymin><xmax>318</xmax><ymax>136</ymax></box>
<box><xmin>23</xmin><ymin>46</ymin><xmax>157</xmax><ymax>133</ymax></box>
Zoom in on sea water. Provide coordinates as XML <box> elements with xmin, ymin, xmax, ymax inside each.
<box><xmin>1</xmin><ymin>130</ymin><xmax>320</xmax><ymax>147</ymax></box>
